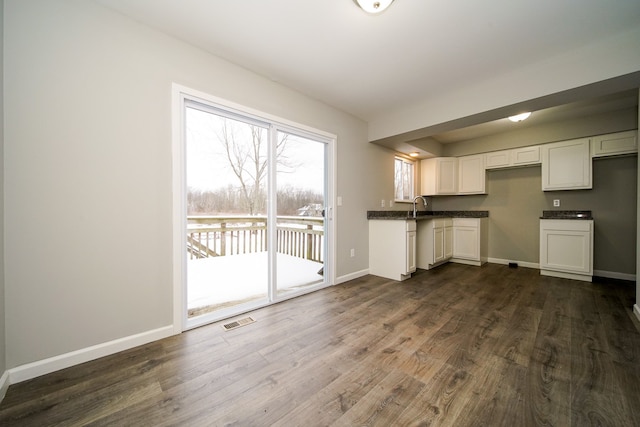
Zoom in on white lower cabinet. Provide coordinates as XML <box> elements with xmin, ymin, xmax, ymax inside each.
<box><xmin>369</xmin><ymin>220</ymin><xmax>417</xmax><ymax>281</ymax></box>
<box><xmin>540</xmin><ymin>219</ymin><xmax>593</xmax><ymax>282</ymax></box>
<box><xmin>451</xmin><ymin>218</ymin><xmax>488</xmax><ymax>266</ymax></box>
<box><xmin>417</xmin><ymin>218</ymin><xmax>453</xmax><ymax>269</ymax></box>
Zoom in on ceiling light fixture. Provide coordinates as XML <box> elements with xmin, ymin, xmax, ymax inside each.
<box><xmin>409</xmin><ymin>152</ymin><xmax>420</xmax><ymax>157</ymax></box>
<box><xmin>353</xmin><ymin>0</ymin><xmax>395</xmax><ymax>14</ymax></box>
<box><xmin>508</xmin><ymin>112</ymin><xmax>532</xmax><ymax>122</ymax></box>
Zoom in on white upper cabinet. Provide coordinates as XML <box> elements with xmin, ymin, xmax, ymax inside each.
<box><xmin>541</xmin><ymin>138</ymin><xmax>592</xmax><ymax>191</ymax></box>
<box><xmin>484</xmin><ymin>150</ymin><xmax>511</xmax><ymax>169</ymax></box>
<box><xmin>421</xmin><ymin>157</ymin><xmax>457</xmax><ymax>195</ymax></box>
<box><xmin>511</xmin><ymin>146</ymin><xmax>541</xmax><ymax>166</ymax></box>
<box><xmin>591</xmin><ymin>130</ymin><xmax>638</xmax><ymax>157</ymax></box>
<box><xmin>485</xmin><ymin>146</ymin><xmax>540</xmax><ymax>169</ymax></box>
<box><xmin>457</xmin><ymin>154</ymin><xmax>486</xmax><ymax>194</ymax></box>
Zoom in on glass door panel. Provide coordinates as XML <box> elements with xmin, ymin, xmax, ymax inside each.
<box><xmin>185</xmin><ymin>105</ymin><xmax>269</xmax><ymax>319</ymax></box>
<box><xmin>275</xmin><ymin>130</ymin><xmax>326</xmax><ymax>296</ymax></box>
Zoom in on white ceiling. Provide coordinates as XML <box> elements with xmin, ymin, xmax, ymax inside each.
<box><xmin>95</xmin><ymin>0</ymin><xmax>640</xmax><ymax>144</ymax></box>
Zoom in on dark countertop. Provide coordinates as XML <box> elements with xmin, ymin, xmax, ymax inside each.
<box><xmin>540</xmin><ymin>210</ymin><xmax>593</xmax><ymax>220</ymax></box>
<box><xmin>367</xmin><ymin>210</ymin><xmax>489</xmax><ymax>220</ymax></box>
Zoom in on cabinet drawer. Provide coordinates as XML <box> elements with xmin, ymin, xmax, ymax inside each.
<box><xmin>540</xmin><ymin>219</ymin><xmax>591</xmax><ymax>232</ymax></box>
<box><xmin>452</xmin><ymin>218</ymin><xmax>479</xmax><ymax>228</ymax></box>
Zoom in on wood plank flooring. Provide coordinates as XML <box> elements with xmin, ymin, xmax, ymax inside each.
<box><xmin>2</xmin><ymin>263</ymin><xmax>640</xmax><ymax>426</ymax></box>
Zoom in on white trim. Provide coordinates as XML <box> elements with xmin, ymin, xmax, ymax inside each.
<box><xmin>171</xmin><ymin>84</ymin><xmax>187</xmax><ymax>334</ymax></box>
<box><xmin>634</xmin><ymin>304</ymin><xmax>640</xmax><ymax>322</ymax></box>
<box><xmin>487</xmin><ymin>257</ymin><xmax>540</xmax><ymax>269</ymax></box>
<box><xmin>541</xmin><ymin>269</ymin><xmax>592</xmax><ymax>282</ymax></box>
<box><xmin>8</xmin><ymin>326</ymin><xmax>175</xmax><ymax>385</ymax></box>
<box><xmin>593</xmin><ymin>270</ymin><xmax>636</xmax><ymax>281</ymax></box>
<box><xmin>0</xmin><ymin>370</ymin><xmax>10</xmax><ymax>403</ymax></box>
<box><xmin>336</xmin><ymin>269</ymin><xmax>369</xmax><ymax>285</ymax></box>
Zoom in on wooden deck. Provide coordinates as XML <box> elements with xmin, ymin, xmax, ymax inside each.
<box><xmin>1</xmin><ymin>263</ymin><xmax>640</xmax><ymax>426</ymax></box>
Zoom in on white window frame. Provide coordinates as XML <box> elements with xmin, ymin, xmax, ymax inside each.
<box><xmin>394</xmin><ymin>156</ymin><xmax>416</xmax><ymax>203</ymax></box>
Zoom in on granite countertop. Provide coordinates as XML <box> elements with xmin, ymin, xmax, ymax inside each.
<box><xmin>367</xmin><ymin>210</ymin><xmax>489</xmax><ymax>220</ymax></box>
<box><xmin>540</xmin><ymin>210</ymin><xmax>593</xmax><ymax>220</ymax></box>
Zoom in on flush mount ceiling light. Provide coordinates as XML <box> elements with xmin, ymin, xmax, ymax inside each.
<box><xmin>508</xmin><ymin>112</ymin><xmax>532</xmax><ymax>122</ymax></box>
<box><xmin>353</xmin><ymin>0</ymin><xmax>395</xmax><ymax>14</ymax></box>
<box><xmin>409</xmin><ymin>152</ymin><xmax>420</xmax><ymax>157</ymax></box>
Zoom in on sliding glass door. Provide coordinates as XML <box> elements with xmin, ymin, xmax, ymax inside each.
<box><xmin>179</xmin><ymin>93</ymin><xmax>333</xmax><ymax>329</ymax></box>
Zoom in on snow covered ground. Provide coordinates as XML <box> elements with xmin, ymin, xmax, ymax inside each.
<box><xmin>187</xmin><ymin>251</ymin><xmax>324</xmax><ymax>312</ymax></box>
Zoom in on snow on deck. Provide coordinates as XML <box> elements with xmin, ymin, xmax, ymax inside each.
<box><xmin>188</xmin><ymin>252</ymin><xmax>324</xmax><ymax>310</ymax></box>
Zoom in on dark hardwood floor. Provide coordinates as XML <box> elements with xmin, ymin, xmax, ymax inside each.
<box><xmin>2</xmin><ymin>263</ymin><xmax>640</xmax><ymax>426</ymax></box>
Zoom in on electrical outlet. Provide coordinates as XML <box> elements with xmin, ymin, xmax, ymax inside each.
<box><xmin>381</xmin><ymin>199</ymin><xmax>385</xmax><ymax>208</ymax></box>
<box><xmin>389</xmin><ymin>200</ymin><xmax>394</xmax><ymax>207</ymax></box>
<box><xmin>350</xmin><ymin>248</ymin><xmax>355</xmax><ymax>257</ymax></box>
<box><xmin>553</xmin><ymin>199</ymin><xmax>560</xmax><ymax>207</ymax></box>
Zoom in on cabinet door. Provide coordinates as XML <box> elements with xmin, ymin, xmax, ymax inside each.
<box><xmin>453</xmin><ymin>226</ymin><xmax>479</xmax><ymax>260</ymax></box>
<box><xmin>541</xmin><ymin>138</ymin><xmax>592</xmax><ymax>190</ymax></box>
<box><xmin>458</xmin><ymin>154</ymin><xmax>485</xmax><ymax>194</ymax></box>
<box><xmin>437</xmin><ymin>158</ymin><xmax>458</xmax><ymax>194</ymax></box>
<box><xmin>433</xmin><ymin>227</ymin><xmax>445</xmax><ymax>263</ymax></box>
<box><xmin>421</xmin><ymin>158</ymin><xmax>457</xmax><ymax>196</ymax></box>
<box><xmin>511</xmin><ymin>146</ymin><xmax>540</xmax><ymax>166</ymax></box>
<box><xmin>540</xmin><ymin>220</ymin><xmax>592</xmax><ymax>275</ymax></box>
<box><xmin>406</xmin><ymin>230</ymin><xmax>417</xmax><ymax>274</ymax></box>
<box><xmin>444</xmin><ymin>226</ymin><xmax>453</xmax><ymax>259</ymax></box>
<box><xmin>484</xmin><ymin>150</ymin><xmax>511</xmax><ymax>169</ymax></box>
<box><xmin>592</xmin><ymin>130</ymin><xmax>638</xmax><ymax>157</ymax></box>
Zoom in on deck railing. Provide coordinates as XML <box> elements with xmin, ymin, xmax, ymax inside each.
<box><xmin>187</xmin><ymin>215</ymin><xmax>324</xmax><ymax>263</ymax></box>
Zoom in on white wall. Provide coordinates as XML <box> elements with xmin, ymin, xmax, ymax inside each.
<box><xmin>4</xmin><ymin>0</ymin><xmax>370</xmax><ymax>369</ymax></box>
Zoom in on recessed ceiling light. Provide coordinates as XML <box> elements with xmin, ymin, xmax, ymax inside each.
<box><xmin>508</xmin><ymin>112</ymin><xmax>531</xmax><ymax>122</ymax></box>
<box><xmin>409</xmin><ymin>152</ymin><xmax>420</xmax><ymax>157</ymax></box>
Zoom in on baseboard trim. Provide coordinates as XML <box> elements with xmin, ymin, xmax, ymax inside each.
<box><xmin>593</xmin><ymin>270</ymin><xmax>636</xmax><ymax>282</ymax></box>
<box><xmin>8</xmin><ymin>325</ymin><xmax>176</xmax><ymax>385</ymax></box>
<box><xmin>336</xmin><ymin>268</ymin><xmax>369</xmax><ymax>285</ymax></box>
<box><xmin>487</xmin><ymin>258</ymin><xmax>540</xmax><ymax>269</ymax></box>
<box><xmin>634</xmin><ymin>304</ymin><xmax>640</xmax><ymax>322</ymax></box>
<box><xmin>0</xmin><ymin>370</ymin><xmax>10</xmax><ymax>403</ymax></box>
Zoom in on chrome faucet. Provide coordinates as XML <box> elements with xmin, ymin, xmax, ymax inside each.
<box><xmin>412</xmin><ymin>196</ymin><xmax>429</xmax><ymax>218</ymax></box>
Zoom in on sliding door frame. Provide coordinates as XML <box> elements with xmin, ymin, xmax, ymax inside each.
<box><xmin>171</xmin><ymin>83</ymin><xmax>336</xmax><ymax>332</ymax></box>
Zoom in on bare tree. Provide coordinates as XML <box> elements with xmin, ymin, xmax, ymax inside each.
<box><xmin>218</xmin><ymin>119</ymin><xmax>294</xmax><ymax>215</ymax></box>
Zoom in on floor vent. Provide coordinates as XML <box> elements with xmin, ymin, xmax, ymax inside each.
<box><xmin>222</xmin><ymin>317</ymin><xmax>255</xmax><ymax>331</ymax></box>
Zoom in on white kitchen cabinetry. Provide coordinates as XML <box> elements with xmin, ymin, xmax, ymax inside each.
<box><xmin>540</xmin><ymin>219</ymin><xmax>593</xmax><ymax>282</ymax></box>
<box><xmin>421</xmin><ymin>158</ymin><xmax>457</xmax><ymax>195</ymax></box>
<box><xmin>484</xmin><ymin>150</ymin><xmax>511</xmax><ymax>169</ymax></box>
<box><xmin>369</xmin><ymin>220</ymin><xmax>416</xmax><ymax>281</ymax></box>
<box><xmin>591</xmin><ymin>130</ymin><xmax>637</xmax><ymax>158</ymax></box>
<box><xmin>485</xmin><ymin>146</ymin><xmax>540</xmax><ymax>170</ymax></box>
<box><xmin>512</xmin><ymin>146</ymin><xmax>541</xmax><ymax>166</ymax></box>
<box><xmin>416</xmin><ymin>218</ymin><xmax>453</xmax><ymax>270</ymax></box>
<box><xmin>541</xmin><ymin>138</ymin><xmax>592</xmax><ymax>191</ymax></box>
<box><xmin>457</xmin><ymin>154</ymin><xmax>486</xmax><ymax>194</ymax></box>
<box><xmin>451</xmin><ymin>218</ymin><xmax>488</xmax><ymax>266</ymax></box>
